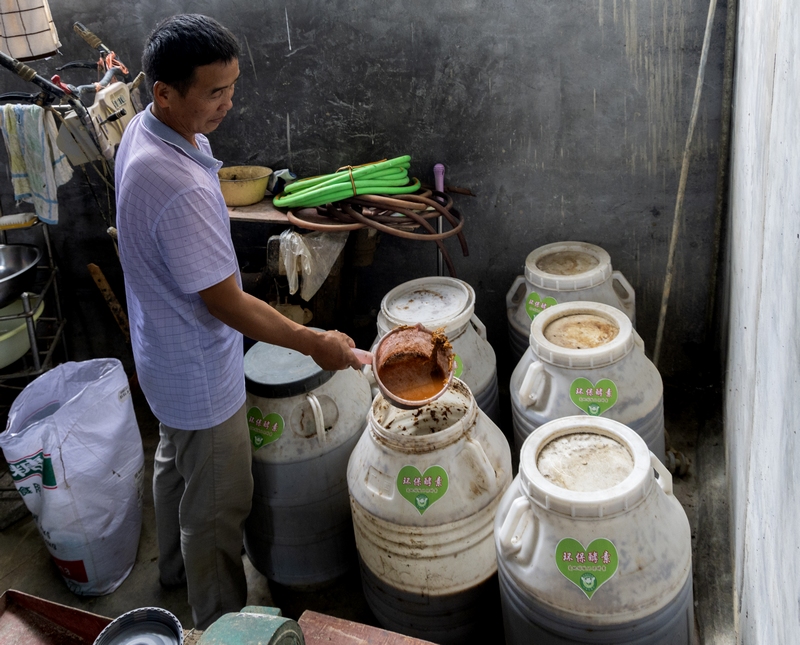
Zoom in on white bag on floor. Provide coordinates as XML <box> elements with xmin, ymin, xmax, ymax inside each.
<box><xmin>0</xmin><ymin>358</ymin><xmax>144</xmax><ymax>595</ymax></box>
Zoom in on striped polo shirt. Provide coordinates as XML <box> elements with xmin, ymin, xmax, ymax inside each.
<box><xmin>115</xmin><ymin>105</ymin><xmax>245</xmax><ymax>430</ymax></box>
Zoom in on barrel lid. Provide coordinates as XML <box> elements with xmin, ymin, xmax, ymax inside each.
<box><xmin>93</xmin><ymin>607</ymin><xmax>183</xmax><ymax>645</ymax></box>
<box><xmin>380</xmin><ymin>277</ymin><xmax>475</xmax><ymax>335</ymax></box>
<box><xmin>244</xmin><ymin>334</ymin><xmax>334</xmax><ymax>398</ymax></box>
<box><xmin>519</xmin><ymin>416</ymin><xmax>653</xmax><ymax>518</ymax></box>
<box><xmin>524</xmin><ymin>241</ymin><xmax>612</xmax><ymax>291</ymax></box>
<box><xmin>530</xmin><ymin>301</ymin><xmax>633</xmax><ymax>368</ymax></box>
<box><xmin>537</xmin><ymin>432</ymin><xmax>633</xmax><ymax>492</ymax></box>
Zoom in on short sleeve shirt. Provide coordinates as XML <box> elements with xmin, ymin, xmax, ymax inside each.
<box><xmin>115</xmin><ymin>105</ymin><xmax>245</xmax><ymax>430</ymax></box>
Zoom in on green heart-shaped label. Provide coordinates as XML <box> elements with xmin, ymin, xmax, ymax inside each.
<box><xmin>556</xmin><ymin>538</ymin><xmax>618</xmax><ymax>599</ymax></box>
<box><xmin>570</xmin><ymin>378</ymin><xmax>618</xmax><ymax>416</ymax></box>
<box><xmin>453</xmin><ymin>354</ymin><xmax>464</xmax><ymax>379</ymax></box>
<box><xmin>397</xmin><ymin>465</ymin><xmax>449</xmax><ymax>514</ymax></box>
<box><xmin>247</xmin><ymin>407</ymin><xmax>284</xmax><ymax>449</ymax></box>
<box><xmin>525</xmin><ymin>292</ymin><xmax>558</xmax><ymax>319</ymax></box>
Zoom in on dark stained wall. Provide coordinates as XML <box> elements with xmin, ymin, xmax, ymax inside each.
<box><xmin>0</xmin><ymin>0</ymin><xmax>729</xmax><ymax>381</ymax></box>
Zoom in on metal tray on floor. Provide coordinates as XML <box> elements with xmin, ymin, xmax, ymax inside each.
<box><xmin>0</xmin><ymin>589</ymin><xmax>112</xmax><ymax>644</ymax></box>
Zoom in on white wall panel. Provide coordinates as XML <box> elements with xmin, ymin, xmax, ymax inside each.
<box><xmin>727</xmin><ymin>0</ymin><xmax>800</xmax><ymax>641</ymax></box>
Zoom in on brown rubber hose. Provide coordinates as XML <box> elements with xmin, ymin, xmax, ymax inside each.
<box><xmin>284</xmin><ymin>190</ymin><xmax>468</xmax><ymax>277</ymax></box>
<box><xmin>339</xmin><ymin>203</ymin><xmax>458</xmax><ymax>276</ymax></box>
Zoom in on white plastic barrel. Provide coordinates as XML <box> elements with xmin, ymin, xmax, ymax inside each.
<box><xmin>506</xmin><ymin>242</ymin><xmax>636</xmax><ymax>363</ymax></box>
<box><xmin>495</xmin><ymin>416</ymin><xmax>694</xmax><ymax>644</ymax></box>
<box><xmin>243</xmin><ymin>340</ymin><xmax>372</xmax><ymax>589</ymax></box>
<box><xmin>510</xmin><ymin>302</ymin><xmax>665</xmax><ymax>462</ymax></box>
<box><xmin>373</xmin><ymin>277</ymin><xmax>500</xmax><ymax>422</ymax></box>
<box><xmin>347</xmin><ymin>379</ymin><xmax>512</xmax><ymax>644</ymax></box>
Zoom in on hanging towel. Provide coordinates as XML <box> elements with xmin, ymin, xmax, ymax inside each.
<box><xmin>0</xmin><ymin>103</ymin><xmax>73</xmax><ymax>224</ymax></box>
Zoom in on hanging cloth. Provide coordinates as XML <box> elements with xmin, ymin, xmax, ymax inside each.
<box><xmin>0</xmin><ymin>103</ymin><xmax>73</xmax><ymax>224</ymax></box>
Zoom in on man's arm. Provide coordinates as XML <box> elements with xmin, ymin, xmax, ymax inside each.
<box><xmin>200</xmin><ymin>274</ymin><xmax>361</xmax><ymax>371</ymax></box>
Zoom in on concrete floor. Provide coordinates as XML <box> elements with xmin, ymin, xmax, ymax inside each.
<box><xmin>0</xmin><ymin>376</ymin><xmax>734</xmax><ymax>643</ymax></box>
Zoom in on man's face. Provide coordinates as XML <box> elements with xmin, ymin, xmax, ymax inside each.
<box><xmin>160</xmin><ymin>58</ymin><xmax>240</xmax><ymax>140</ymax></box>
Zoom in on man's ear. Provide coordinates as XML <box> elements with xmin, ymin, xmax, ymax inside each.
<box><xmin>152</xmin><ymin>81</ymin><xmax>173</xmax><ymax>109</ymax></box>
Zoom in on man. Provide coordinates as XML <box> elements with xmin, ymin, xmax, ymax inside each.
<box><xmin>114</xmin><ymin>14</ymin><xmax>360</xmax><ymax>629</ymax></box>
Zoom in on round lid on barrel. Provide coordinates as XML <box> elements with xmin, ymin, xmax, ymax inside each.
<box><xmin>519</xmin><ymin>416</ymin><xmax>654</xmax><ymax>518</ymax></box>
<box><xmin>245</xmin><ymin>338</ymin><xmax>334</xmax><ymax>398</ymax></box>
<box><xmin>543</xmin><ymin>313</ymin><xmax>620</xmax><ymax>350</ymax></box>
<box><xmin>536</xmin><ymin>431</ymin><xmax>633</xmax><ymax>492</ymax></box>
<box><xmin>530</xmin><ymin>302</ymin><xmax>634</xmax><ymax>369</ymax></box>
<box><xmin>380</xmin><ymin>277</ymin><xmax>475</xmax><ymax>335</ymax></box>
<box><xmin>536</xmin><ymin>250</ymin><xmax>600</xmax><ymax>276</ymax></box>
<box><xmin>524</xmin><ymin>241</ymin><xmax>612</xmax><ymax>291</ymax></box>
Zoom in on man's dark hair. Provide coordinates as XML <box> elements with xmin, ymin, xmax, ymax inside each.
<box><xmin>142</xmin><ymin>14</ymin><xmax>240</xmax><ymax>95</ymax></box>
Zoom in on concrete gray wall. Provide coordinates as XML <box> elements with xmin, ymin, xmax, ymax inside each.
<box><xmin>725</xmin><ymin>0</ymin><xmax>800</xmax><ymax>641</ymax></box>
<box><xmin>0</xmin><ymin>0</ymin><xmax>727</xmax><ymax>380</ymax></box>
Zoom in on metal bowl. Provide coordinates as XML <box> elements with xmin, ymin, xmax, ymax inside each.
<box><xmin>0</xmin><ymin>244</ymin><xmax>42</xmax><ymax>309</ymax></box>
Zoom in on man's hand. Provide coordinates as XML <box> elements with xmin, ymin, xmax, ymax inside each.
<box><xmin>308</xmin><ymin>329</ymin><xmax>361</xmax><ymax>371</ymax></box>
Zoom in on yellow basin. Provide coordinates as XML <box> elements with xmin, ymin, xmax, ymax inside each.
<box><xmin>218</xmin><ymin>165</ymin><xmax>273</xmax><ymax>206</ymax></box>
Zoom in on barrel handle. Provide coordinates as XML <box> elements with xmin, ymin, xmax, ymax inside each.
<box><xmin>464</xmin><ymin>437</ymin><xmax>497</xmax><ymax>489</ymax></box>
<box><xmin>361</xmin><ymin>364</ymin><xmax>380</xmax><ymax>400</ymax></box>
<box><xmin>519</xmin><ymin>361</ymin><xmax>547</xmax><ymax>408</ymax></box>
<box><xmin>362</xmin><ymin>363</ymin><xmax>377</xmax><ymax>387</ymax></box>
<box><xmin>506</xmin><ymin>275</ymin><xmax>527</xmax><ymax>311</ymax></box>
<box><xmin>498</xmin><ymin>497</ymin><xmax>536</xmax><ymax>564</ymax></box>
<box><xmin>651</xmin><ymin>452</ymin><xmax>673</xmax><ymax>496</ymax></box>
<box><xmin>632</xmin><ymin>329</ymin><xmax>646</xmax><ymax>352</ymax></box>
<box><xmin>612</xmin><ymin>270</ymin><xmax>636</xmax><ymax>318</ymax></box>
<box><xmin>306</xmin><ymin>393</ymin><xmax>326</xmax><ymax>443</ymax></box>
<box><xmin>470</xmin><ymin>313</ymin><xmax>488</xmax><ymax>341</ymax></box>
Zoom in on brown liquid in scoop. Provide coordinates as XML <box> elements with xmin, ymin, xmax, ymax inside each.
<box><xmin>378</xmin><ymin>355</ymin><xmax>448</xmax><ymax>402</ymax></box>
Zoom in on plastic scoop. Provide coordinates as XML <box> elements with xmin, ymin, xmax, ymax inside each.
<box><xmin>369</xmin><ymin>323</ymin><xmax>455</xmax><ymax>410</ymax></box>
<box><xmin>352</xmin><ymin>348</ymin><xmax>374</xmax><ymax>365</ymax></box>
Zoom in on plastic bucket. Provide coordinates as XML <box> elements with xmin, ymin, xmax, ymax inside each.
<box><xmin>348</xmin><ymin>379</ymin><xmax>512</xmax><ymax>643</ymax></box>
<box><xmin>510</xmin><ymin>301</ymin><xmax>665</xmax><ymax>462</ymax></box>
<box><xmin>243</xmin><ymin>339</ymin><xmax>372</xmax><ymax>588</ymax></box>
<box><xmin>506</xmin><ymin>242</ymin><xmax>636</xmax><ymax>364</ymax></box>
<box><xmin>374</xmin><ymin>276</ymin><xmax>500</xmax><ymax>422</ymax></box>
<box><xmin>495</xmin><ymin>416</ymin><xmax>694</xmax><ymax>644</ymax></box>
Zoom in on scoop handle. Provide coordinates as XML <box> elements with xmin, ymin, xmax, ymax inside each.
<box><xmin>352</xmin><ymin>348</ymin><xmax>374</xmax><ymax>365</ymax></box>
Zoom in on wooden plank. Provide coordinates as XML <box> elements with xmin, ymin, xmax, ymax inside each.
<box><xmin>86</xmin><ymin>263</ymin><xmax>130</xmax><ymax>343</ymax></box>
<box><xmin>227</xmin><ymin>197</ymin><xmax>289</xmax><ymax>224</ymax></box>
<box><xmin>227</xmin><ymin>200</ymin><xmax>359</xmax><ymax>229</ymax></box>
<box><xmin>298</xmin><ymin>611</ymin><xmax>438</xmax><ymax>645</ymax></box>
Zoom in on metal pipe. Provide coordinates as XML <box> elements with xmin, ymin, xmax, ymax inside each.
<box><xmin>0</xmin><ymin>50</ymin><xmax>65</xmax><ymax>97</ymax></box>
<box><xmin>705</xmin><ymin>0</ymin><xmax>739</xmax><ymax>354</ymax></box>
<box><xmin>653</xmin><ymin>0</ymin><xmax>720</xmax><ymax>367</ymax></box>
<box><xmin>0</xmin><ymin>50</ymin><xmax>106</xmax><ymax>159</ymax></box>
<box><xmin>434</xmin><ymin>164</ymin><xmax>445</xmax><ymax>276</ymax></box>
<box><xmin>21</xmin><ymin>292</ymin><xmax>41</xmax><ymax>372</ymax></box>
<box><xmin>42</xmin><ymin>224</ymin><xmax>64</xmax><ymax>323</ymax></box>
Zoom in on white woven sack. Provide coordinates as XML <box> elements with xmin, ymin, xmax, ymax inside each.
<box><xmin>0</xmin><ymin>358</ymin><xmax>144</xmax><ymax>595</ymax></box>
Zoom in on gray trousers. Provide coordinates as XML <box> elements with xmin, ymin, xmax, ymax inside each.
<box><xmin>154</xmin><ymin>403</ymin><xmax>253</xmax><ymax>630</ymax></box>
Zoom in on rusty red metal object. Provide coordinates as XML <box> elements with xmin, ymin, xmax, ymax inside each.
<box><xmin>0</xmin><ymin>589</ymin><xmax>112</xmax><ymax>645</ymax></box>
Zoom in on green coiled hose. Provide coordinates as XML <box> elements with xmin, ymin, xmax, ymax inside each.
<box><xmin>272</xmin><ymin>155</ymin><xmax>420</xmax><ymax>208</ymax></box>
